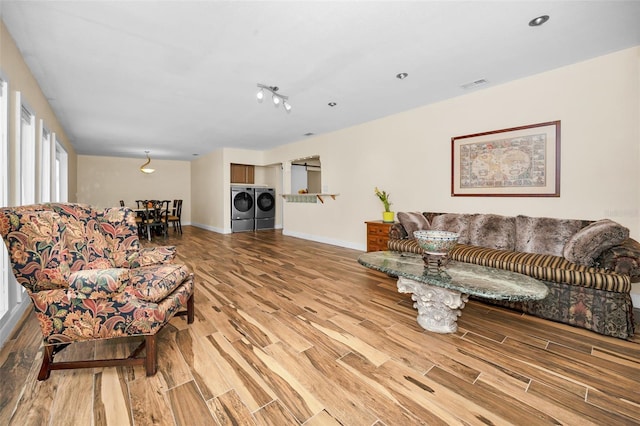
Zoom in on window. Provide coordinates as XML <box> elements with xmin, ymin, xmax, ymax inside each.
<box><xmin>19</xmin><ymin>100</ymin><xmax>36</xmax><ymax>205</ymax></box>
<box><xmin>54</xmin><ymin>139</ymin><xmax>68</xmax><ymax>202</ymax></box>
<box><xmin>39</xmin><ymin>121</ymin><xmax>51</xmax><ymax>202</ymax></box>
<box><xmin>0</xmin><ymin>77</ymin><xmax>8</xmax><ymax>318</ymax></box>
<box><xmin>290</xmin><ymin>155</ymin><xmax>322</xmax><ymax>193</ymax></box>
<box><xmin>1</xmin><ymin>85</ymin><xmax>33</xmax><ymax>343</ymax></box>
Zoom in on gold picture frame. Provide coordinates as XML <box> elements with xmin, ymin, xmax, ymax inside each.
<box><xmin>451</xmin><ymin>121</ymin><xmax>560</xmax><ymax>197</ymax></box>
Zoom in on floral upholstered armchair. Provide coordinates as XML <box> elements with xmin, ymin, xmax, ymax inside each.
<box><xmin>0</xmin><ymin>203</ymin><xmax>194</xmax><ymax>380</ymax></box>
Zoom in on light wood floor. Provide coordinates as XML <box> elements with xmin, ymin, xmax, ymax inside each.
<box><xmin>1</xmin><ymin>226</ymin><xmax>639</xmax><ymax>425</ymax></box>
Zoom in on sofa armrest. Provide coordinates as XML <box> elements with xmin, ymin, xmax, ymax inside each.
<box><xmin>596</xmin><ymin>238</ymin><xmax>640</xmax><ymax>281</ymax></box>
<box><xmin>389</xmin><ymin>223</ymin><xmax>408</xmax><ymax>239</ymax></box>
<box><xmin>67</xmin><ymin>268</ymin><xmax>129</xmax><ymax>299</ymax></box>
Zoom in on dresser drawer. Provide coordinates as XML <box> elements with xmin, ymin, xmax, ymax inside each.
<box><xmin>367</xmin><ymin>236</ymin><xmax>388</xmax><ymax>252</ymax></box>
<box><xmin>367</xmin><ymin>225</ymin><xmax>388</xmax><ymax>235</ymax></box>
<box><xmin>365</xmin><ymin>220</ymin><xmax>394</xmax><ymax>252</ymax></box>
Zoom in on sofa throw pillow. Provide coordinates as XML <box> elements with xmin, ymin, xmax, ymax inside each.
<box><xmin>430</xmin><ymin>213</ymin><xmax>475</xmax><ymax>244</ymax></box>
<box><xmin>468</xmin><ymin>214</ymin><xmax>516</xmax><ymax>250</ymax></box>
<box><xmin>515</xmin><ymin>215</ymin><xmax>585</xmax><ymax>257</ymax></box>
<box><xmin>563</xmin><ymin>219</ymin><xmax>629</xmax><ymax>266</ymax></box>
<box><xmin>397</xmin><ymin>212</ymin><xmax>430</xmax><ymax>238</ymax></box>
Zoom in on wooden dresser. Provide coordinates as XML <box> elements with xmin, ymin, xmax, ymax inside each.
<box><xmin>365</xmin><ymin>220</ymin><xmax>394</xmax><ymax>252</ymax></box>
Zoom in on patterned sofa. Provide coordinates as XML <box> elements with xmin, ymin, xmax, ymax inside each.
<box><xmin>388</xmin><ymin>212</ymin><xmax>640</xmax><ymax>339</ymax></box>
<box><xmin>0</xmin><ymin>203</ymin><xmax>194</xmax><ymax>379</ymax></box>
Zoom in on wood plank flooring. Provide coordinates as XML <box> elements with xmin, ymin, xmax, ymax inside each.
<box><xmin>1</xmin><ymin>226</ymin><xmax>639</xmax><ymax>425</ymax></box>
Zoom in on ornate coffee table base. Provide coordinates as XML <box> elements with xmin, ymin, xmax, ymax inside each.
<box><xmin>397</xmin><ymin>276</ymin><xmax>469</xmax><ymax>333</ymax></box>
<box><xmin>359</xmin><ymin>252</ymin><xmax>548</xmax><ymax>334</ymax></box>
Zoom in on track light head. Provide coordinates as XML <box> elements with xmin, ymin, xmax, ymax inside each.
<box><xmin>257</xmin><ymin>83</ymin><xmax>291</xmax><ymax>113</ymax></box>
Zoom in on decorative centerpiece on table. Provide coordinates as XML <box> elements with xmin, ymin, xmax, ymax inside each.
<box><xmin>413</xmin><ymin>230</ymin><xmax>459</xmax><ymax>271</ymax></box>
<box><xmin>374</xmin><ymin>187</ymin><xmax>394</xmax><ymax>223</ymax></box>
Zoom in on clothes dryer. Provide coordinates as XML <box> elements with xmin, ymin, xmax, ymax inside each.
<box><xmin>255</xmin><ymin>187</ymin><xmax>275</xmax><ymax>230</ymax></box>
<box><xmin>231</xmin><ymin>186</ymin><xmax>255</xmax><ymax>232</ymax></box>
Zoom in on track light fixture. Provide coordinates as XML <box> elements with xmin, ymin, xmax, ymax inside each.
<box><xmin>256</xmin><ymin>83</ymin><xmax>291</xmax><ymax>113</ymax></box>
<box><xmin>140</xmin><ymin>151</ymin><xmax>155</xmax><ymax>174</ymax></box>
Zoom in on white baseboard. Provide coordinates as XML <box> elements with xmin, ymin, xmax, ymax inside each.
<box><xmin>191</xmin><ymin>222</ymin><xmax>230</xmax><ymax>234</ymax></box>
<box><xmin>192</xmin><ymin>223</ymin><xmax>283</xmax><ymax>234</ymax></box>
<box><xmin>283</xmin><ymin>229</ymin><xmax>366</xmax><ymax>251</ymax></box>
<box><xmin>190</xmin><ymin>225</ymin><xmax>363</xmax><ymax>250</ymax></box>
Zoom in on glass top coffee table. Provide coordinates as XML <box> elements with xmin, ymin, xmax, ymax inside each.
<box><xmin>358</xmin><ymin>251</ymin><xmax>548</xmax><ymax>333</ymax></box>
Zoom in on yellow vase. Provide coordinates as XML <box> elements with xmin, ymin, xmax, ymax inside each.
<box><xmin>382</xmin><ymin>211</ymin><xmax>395</xmax><ymax>223</ymax></box>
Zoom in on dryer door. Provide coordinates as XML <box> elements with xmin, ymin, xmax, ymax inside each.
<box><xmin>232</xmin><ymin>189</ymin><xmax>254</xmax><ymax>219</ymax></box>
<box><xmin>256</xmin><ymin>190</ymin><xmax>275</xmax><ymax>218</ymax></box>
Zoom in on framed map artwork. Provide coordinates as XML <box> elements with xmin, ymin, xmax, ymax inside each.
<box><xmin>451</xmin><ymin>121</ymin><xmax>560</xmax><ymax>197</ymax></box>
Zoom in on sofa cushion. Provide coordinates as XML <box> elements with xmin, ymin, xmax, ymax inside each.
<box><xmin>515</xmin><ymin>215</ymin><xmax>585</xmax><ymax>257</ymax></box>
<box><xmin>68</xmin><ymin>268</ymin><xmax>129</xmax><ymax>299</ymax></box>
<box><xmin>397</xmin><ymin>212</ymin><xmax>430</xmax><ymax>237</ymax></box>
<box><xmin>388</xmin><ymin>238</ymin><xmax>423</xmax><ymax>254</ymax></box>
<box><xmin>468</xmin><ymin>214</ymin><xmax>516</xmax><ymax>250</ymax></box>
<box><xmin>127</xmin><ymin>263</ymin><xmax>190</xmax><ymax>302</ymax></box>
<box><xmin>386</xmin><ymin>240</ymin><xmax>631</xmax><ymax>291</ymax></box>
<box><xmin>430</xmin><ymin>213</ymin><xmax>475</xmax><ymax>244</ymax></box>
<box><xmin>451</xmin><ymin>244</ymin><xmax>631</xmax><ymax>293</ymax></box>
<box><xmin>563</xmin><ymin>219</ymin><xmax>629</xmax><ymax>267</ymax></box>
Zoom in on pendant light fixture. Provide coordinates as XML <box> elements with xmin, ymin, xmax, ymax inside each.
<box><xmin>140</xmin><ymin>151</ymin><xmax>155</xmax><ymax>174</ymax></box>
<box><xmin>256</xmin><ymin>83</ymin><xmax>291</xmax><ymax>113</ymax></box>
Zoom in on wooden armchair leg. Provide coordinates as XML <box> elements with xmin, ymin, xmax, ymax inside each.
<box><xmin>145</xmin><ymin>335</ymin><xmax>157</xmax><ymax>376</ymax></box>
<box><xmin>37</xmin><ymin>345</ymin><xmax>54</xmax><ymax>381</ymax></box>
<box><xmin>187</xmin><ymin>294</ymin><xmax>195</xmax><ymax>324</ymax></box>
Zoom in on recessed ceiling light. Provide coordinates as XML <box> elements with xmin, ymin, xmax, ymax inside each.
<box><xmin>328</xmin><ymin>102</ymin><xmax>337</xmax><ymax>107</ymax></box>
<box><xmin>396</xmin><ymin>72</ymin><xmax>408</xmax><ymax>80</ymax></box>
<box><xmin>529</xmin><ymin>15</ymin><xmax>549</xmax><ymax>27</ymax></box>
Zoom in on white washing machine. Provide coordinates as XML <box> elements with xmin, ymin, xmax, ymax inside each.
<box><xmin>254</xmin><ymin>187</ymin><xmax>275</xmax><ymax>230</ymax></box>
<box><xmin>231</xmin><ymin>186</ymin><xmax>255</xmax><ymax>232</ymax></box>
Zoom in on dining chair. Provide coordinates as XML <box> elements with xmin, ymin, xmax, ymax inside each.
<box><xmin>168</xmin><ymin>199</ymin><xmax>183</xmax><ymax>234</ymax></box>
<box><xmin>139</xmin><ymin>200</ymin><xmax>157</xmax><ymax>240</ymax></box>
<box><xmin>141</xmin><ymin>200</ymin><xmax>169</xmax><ymax>241</ymax></box>
<box><xmin>0</xmin><ymin>203</ymin><xmax>194</xmax><ymax>380</ymax></box>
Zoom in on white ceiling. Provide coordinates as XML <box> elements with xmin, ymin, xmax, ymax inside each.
<box><xmin>2</xmin><ymin>1</ymin><xmax>639</xmax><ymax>161</ymax></box>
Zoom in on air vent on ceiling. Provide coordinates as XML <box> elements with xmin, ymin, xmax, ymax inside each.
<box><xmin>461</xmin><ymin>79</ymin><xmax>489</xmax><ymax>90</ymax></box>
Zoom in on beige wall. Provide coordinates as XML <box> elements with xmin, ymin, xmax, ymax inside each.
<box><xmin>76</xmin><ymin>155</ymin><xmax>191</xmax><ymax>222</ymax></box>
<box><xmin>190</xmin><ymin>148</ymin><xmax>282</xmax><ymax>232</ymax></box>
<box><xmin>260</xmin><ymin>46</ymin><xmax>640</xmax><ymax>306</ymax></box>
<box><xmin>192</xmin><ymin>47</ymin><xmax>640</xmax><ymax>250</ymax></box>
<box><xmin>0</xmin><ymin>21</ymin><xmax>77</xmax><ymax>205</ymax></box>
<box><xmin>191</xmin><ymin>149</ymin><xmax>224</xmax><ymax>231</ymax></box>
<box><xmin>259</xmin><ymin>46</ymin><xmax>640</xmax><ymax>250</ymax></box>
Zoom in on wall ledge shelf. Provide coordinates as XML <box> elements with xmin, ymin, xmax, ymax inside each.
<box><xmin>282</xmin><ymin>193</ymin><xmax>339</xmax><ymax>204</ymax></box>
